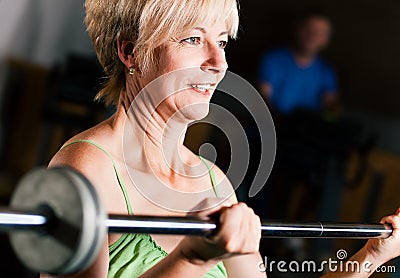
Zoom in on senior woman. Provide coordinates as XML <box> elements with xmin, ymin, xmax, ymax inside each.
<box><xmin>44</xmin><ymin>0</ymin><xmax>400</xmax><ymax>277</ymax></box>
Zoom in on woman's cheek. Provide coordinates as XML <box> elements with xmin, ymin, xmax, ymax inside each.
<box><xmin>170</xmin><ymin>48</ymin><xmax>205</xmax><ymax>69</ymax></box>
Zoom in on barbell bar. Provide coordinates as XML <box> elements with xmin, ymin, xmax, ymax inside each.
<box><xmin>1</xmin><ymin>167</ymin><xmax>394</xmax><ymax>275</ymax></box>
<box><xmin>107</xmin><ymin>216</ymin><xmax>392</xmax><ymax>238</ymax></box>
<box><xmin>2</xmin><ymin>209</ymin><xmax>392</xmax><ymax>238</ymax></box>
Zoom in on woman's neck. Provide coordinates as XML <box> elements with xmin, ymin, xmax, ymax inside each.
<box><xmin>112</xmin><ymin>92</ymin><xmax>190</xmax><ymax>177</ymax></box>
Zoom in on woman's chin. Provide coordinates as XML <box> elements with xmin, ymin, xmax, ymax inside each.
<box><xmin>179</xmin><ymin>104</ymin><xmax>210</xmax><ymax>121</ymax></box>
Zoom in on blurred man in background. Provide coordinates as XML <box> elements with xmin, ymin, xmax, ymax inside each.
<box><xmin>258</xmin><ymin>12</ymin><xmax>339</xmax><ymax>116</ymax></box>
<box><xmin>256</xmin><ymin>13</ymin><xmax>349</xmax><ymax>259</ymax></box>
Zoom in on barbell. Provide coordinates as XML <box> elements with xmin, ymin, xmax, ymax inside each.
<box><xmin>1</xmin><ymin>167</ymin><xmax>393</xmax><ymax>275</ymax></box>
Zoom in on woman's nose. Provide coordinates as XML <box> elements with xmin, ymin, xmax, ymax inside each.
<box><xmin>201</xmin><ymin>44</ymin><xmax>228</xmax><ymax>74</ymax></box>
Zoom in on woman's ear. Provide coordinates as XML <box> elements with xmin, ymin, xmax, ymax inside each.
<box><xmin>117</xmin><ymin>38</ymin><xmax>135</xmax><ymax>69</ymax></box>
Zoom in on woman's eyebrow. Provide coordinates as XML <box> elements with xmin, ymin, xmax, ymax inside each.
<box><xmin>193</xmin><ymin>27</ymin><xmax>228</xmax><ymax>36</ymax></box>
<box><xmin>193</xmin><ymin>27</ymin><xmax>207</xmax><ymax>33</ymax></box>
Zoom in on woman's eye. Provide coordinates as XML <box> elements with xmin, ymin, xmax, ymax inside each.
<box><xmin>218</xmin><ymin>40</ymin><xmax>228</xmax><ymax>49</ymax></box>
<box><xmin>182</xmin><ymin>37</ymin><xmax>201</xmax><ymax>45</ymax></box>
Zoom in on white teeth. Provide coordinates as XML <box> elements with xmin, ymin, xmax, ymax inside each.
<box><xmin>191</xmin><ymin>84</ymin><xmax>212</xmax><ymax>92</ymax></box>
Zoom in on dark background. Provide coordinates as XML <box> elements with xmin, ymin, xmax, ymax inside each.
<box><xmin>228</xmin><ymin>0</ymin><xmax>400</xmax><ymax>117</ymax></box>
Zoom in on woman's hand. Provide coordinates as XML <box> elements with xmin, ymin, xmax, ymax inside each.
<box><xmin>364</xmin><ymin>208</ymin><xmax>400</xmax><ymax>265</ymax></box>
<box><xmin>321</xmin><ymin>209</ymin><xmax>400</xmax><ymax>278</ymax></box>
<box><xmin>178</xmin><ymin>199</ymin><xmax>262</xmax><ymax>265</ymax></box>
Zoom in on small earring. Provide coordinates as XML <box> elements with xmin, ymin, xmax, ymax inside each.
<box><xmin>129</xmin><ymin>67</ymin><xmax>135</xmax><ymax>75</ymax></box>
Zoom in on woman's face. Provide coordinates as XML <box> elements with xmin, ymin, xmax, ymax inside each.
<box><xmin>140</xmin><ymin>19</ymin><xmax>229</xmax><ymax>122</ymax></box>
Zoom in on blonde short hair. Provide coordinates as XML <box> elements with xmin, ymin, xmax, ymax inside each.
<box><xmin>85</xmin><ymin>0</ymin><xmax>240</xmax><ymax>106</ymax></box>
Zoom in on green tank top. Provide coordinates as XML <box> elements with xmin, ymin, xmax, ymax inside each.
<box><xmin>61</xmin><ymin>140</ymin><xmax>227</xmax><ymax>278</ymax></box>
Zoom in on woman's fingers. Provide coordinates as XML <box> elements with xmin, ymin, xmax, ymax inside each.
<box><xmin>179</xmin><ymin>202</ymin><xmax>261</xmax><ymax>263</ymax></box>
<box><xmin>365</xmin><ymin>209</ymin><xmax>400</xmax><ymax>263</ymax></box>
<box><xmin>380</xmin><ymin>209</ymin><xmax>400</xmax><ymax>237</ymax></box>
<box><xmin>215</xmin><ymin>203</ymin><xmax>261</xmax><ymax>254</ymax></box>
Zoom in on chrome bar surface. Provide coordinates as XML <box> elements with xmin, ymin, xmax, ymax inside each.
<box><xmin>106</xmin><ymin>215</ymin><xmax>217</xmax><ymax>236</ymax></box>
<box><xmin>0</xmin><ymin>209</ymin><xmax>392</xmax><ymax>239</ymax></box>
<box><xmin>106</xmin><ymin>215</ymin><xmax>393</xmax><ymax>239</ymax></box>
<box><xmin>261</xmin><ymin>222</ymin><xmax>393</xmax><ymax>239</ymax></box>
<box><xmin>0</xmin><ymin>208</ymin><xmax>47</xmax><ymax>232</ymax></box>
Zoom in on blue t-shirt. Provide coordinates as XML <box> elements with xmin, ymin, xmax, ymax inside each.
<box><xmin>258</xmin><ymin>47</ymin><xmax>337</xmax><ymax>114</ymax></box>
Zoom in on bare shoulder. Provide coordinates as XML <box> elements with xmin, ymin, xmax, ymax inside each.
<box><xmin>50</xmin><ymin>125</ymin><xmax>112</xmax><ymax>177</ymax></box>
<box><xmin>48</xmin><ymin>122</ymin><xmax>126</xmax><ymax>213</ymax></box>
<box><xmin>49</xmin><ymin>137</ymin><xmax>113</xmax><ymax>177</ymax></box>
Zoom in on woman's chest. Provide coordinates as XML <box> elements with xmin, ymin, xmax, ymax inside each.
<box><xmin>107</xmin><ymin>170</ymin><xmax>219</xmax><ymax>252</ymax></box>
<box><xmin>120</xmin><ymin>169</ymin><xmax>219</xmax><ymax>213</ymax></box>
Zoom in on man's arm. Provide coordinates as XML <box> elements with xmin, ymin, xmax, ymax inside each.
<box><xmin>259</xmin><ymin>82</ymin><xmax>273</xmax><ymax>100</ymax></box>
<box><xmin>258</xmin><ymin>52</ymin><xmax>276</xmax><ymax>101</ymax></box>
<box><xmin>322</xmin><ymin>91</ymin><xmax>340</xmax><ymax>112</ymax></box>
<box><xmin>321</xmin><ymin>64</ymin><xmax>340</xmax><ymax>112</ymax></box>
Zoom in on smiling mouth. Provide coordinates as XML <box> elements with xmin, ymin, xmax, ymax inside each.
<box><xmin>189</xmin><ymin>84</ymin><xmax>215</xmax><ymax>96</ymax></box>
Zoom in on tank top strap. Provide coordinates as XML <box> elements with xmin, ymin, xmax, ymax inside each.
<box><xmin>60</xmin><ymin>139</ymin><xmax>134</xmax><ymax>215</ymax></box>
<box><xmin>198</xmin><ymin>156</ymin><xmax>220</xmax><ymax>198</ymax></box>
